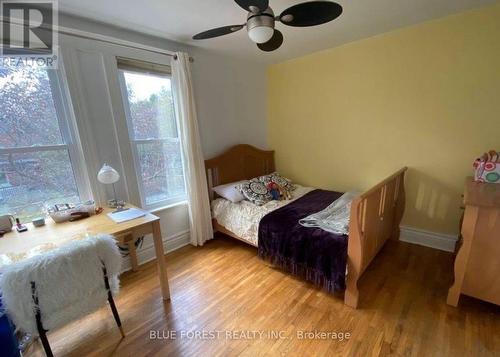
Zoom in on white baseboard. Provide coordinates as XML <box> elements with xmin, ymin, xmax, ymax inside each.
<box><xmin>120</xmin><ymin>226</ymin><xmax>457</xmax><ymax>271</ymax></box>
<box><xmin>399</xmin><ymin>226</ymin><xmax>458</xmax><ymax>252</ymax></box>
<box><xmin>121</xmin><ymin>230</ymin><xmax>190</xmax><ymax>272</ymax></box>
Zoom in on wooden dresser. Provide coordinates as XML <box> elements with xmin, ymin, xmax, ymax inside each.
<box><xmin>447</xmin><ymin>177</ymin><xmax>500</xmax><ymax>306</ymax></box>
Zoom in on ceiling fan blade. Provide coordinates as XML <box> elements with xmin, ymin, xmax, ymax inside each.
<box><xmin>234</xmin><ymin>0</ymin><xmax>269</xmax><ymax>13</ymax></box>
<box><xmin>257</xmin><ymin>29</ymin><xmax>283</xmax><ymax>52</ymax></box>
<box><xmin>192</xmin><ymin>25</ymin><xmax>244</xmax><ymax>40</ymax></box>
<box><xmin>279</xmin><ymin>1</ymin><xmax>342</xmax><ymax>27</ymax></box>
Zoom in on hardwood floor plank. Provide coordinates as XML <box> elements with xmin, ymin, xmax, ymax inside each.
<box><xmin>24</xmin><ymin>235</ymin><xmax>499</xmax><ymax>357</ymax></box>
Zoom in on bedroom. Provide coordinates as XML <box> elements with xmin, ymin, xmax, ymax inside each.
<box><xmin>0</xmin><ymin>0</ymin><xmax>499</xmax><ymax>356</ymax></box>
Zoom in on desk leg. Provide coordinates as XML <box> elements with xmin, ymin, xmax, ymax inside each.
<box><xmin>152</xmin><ymin>220</ymin><xmax>170</xmax><ymax>301</ymax></box>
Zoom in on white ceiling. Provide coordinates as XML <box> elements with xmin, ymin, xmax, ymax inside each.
<box><xmin>59</xmin><ymin>0</ymin><xmax>496</xmax><ymax>64</ymax></box>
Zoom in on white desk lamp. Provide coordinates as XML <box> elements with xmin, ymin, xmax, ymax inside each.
<box><xmin>97</xmin><ymin>164</ymin><xmax>126</xmax><ymax>211</ymax></box>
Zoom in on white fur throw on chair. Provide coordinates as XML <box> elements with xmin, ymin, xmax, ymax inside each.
<box><xmin>0</xmin><ymin>234</ymin><xmax>122</xmax><ymax>335</ymax></box>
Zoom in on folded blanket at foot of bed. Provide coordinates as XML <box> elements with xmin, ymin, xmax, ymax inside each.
<box><xmin>298</xmin><ymin>191</ymin><xmax>359</xmax><ymax>235</ymax></box>
<box><xmin>258</xmin><ymin>189</ymin><xmax>348</xmax><ymax>292</ymax></box>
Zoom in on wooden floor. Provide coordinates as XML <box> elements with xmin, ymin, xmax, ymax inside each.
<box><xmin>26</xmin><ymin>234</ymin><xmax>499</xmax><ymax>357</ymax></box>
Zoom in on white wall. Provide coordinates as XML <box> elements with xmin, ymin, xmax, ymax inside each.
<box><xmin>190</xmin><ymin>52</ymin><xmax>268</xmax><ymax>158</ymax></box>
<box><xmin>57</xmin><ymin>14</ymin><xmax>267</xmax><ymax>269</ymax></box>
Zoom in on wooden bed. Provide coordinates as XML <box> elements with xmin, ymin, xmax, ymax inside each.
<box><xmin>205</xmin><ymin>144</ymin><xmax>407</xmax><ymax>308</ymax></box>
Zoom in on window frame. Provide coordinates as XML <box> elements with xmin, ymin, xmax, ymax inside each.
<box><xmin>0</xmin><ymin>64</ymin><xmax>93</xmax><ymax>217</ymax></box>
<box><xmin>117</xmin><ymin>62</ymin><xmax>186</xmax><ymax>211</ymax></box>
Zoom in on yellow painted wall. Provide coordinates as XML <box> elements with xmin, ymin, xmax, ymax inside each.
<box><xmin>268</xmin><ymin>3</ymin><xmax>500</xmax><ymax>235</ymax></box>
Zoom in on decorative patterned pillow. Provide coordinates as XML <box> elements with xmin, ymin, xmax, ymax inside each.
<box><xmin>239</xmin><ymin>179</ymin><xmax>272</xmax><ymax>205</ymax></box>
<box><xmin>258</xmin><ymin>172</ymin><xmax>295</xmax><ymax>192</ymax></box>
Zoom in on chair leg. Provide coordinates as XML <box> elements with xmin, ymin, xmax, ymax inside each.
<box><xmin>108</xmin><ymin>294</ymin><xmax>125</xmax><ymax>338</ymax></box>
<box><xmin>38</xmin><ymin>329</ymin><xmax>54</xmax><ymax>357</ymax></box>
<box><xmin>31</xmin><ymin>282</ymin><xmax>54</xmax><ymax>357</ymax></box>
<box><xmin>102</xmin><ymin>265</ymin><xmax>125</xmax><ymax>338</ymax></box>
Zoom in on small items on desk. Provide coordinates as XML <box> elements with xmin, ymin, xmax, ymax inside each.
<box><xmin>107</xmin><ymin>208</ymin><xmax>146</xmax><ymax>223</ymax></box>
<box><xmin>15</xmin><ymin>218</ymin><xmax>28</xmax><ymax>233</ymax></box>
<box><xmin>32</xmin><ymin>217</ymin><xmax>46</xmax><ymax>227</ymax></box>
<box><xmin>47</xmin><ymin>201</ymin><xmax>96</xmax><ymax>223</ymax></box>
<box><xmin>69</xmin><ymin>211</ymin><xmax>90</xmax><ymax>222</ymax></box>
<box><xmin>0</xmin><ymin>215</ymin><xmax>14</xmax><ymax>233</ymax></box>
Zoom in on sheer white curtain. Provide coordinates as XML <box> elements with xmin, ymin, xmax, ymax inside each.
<box><xmin>171</xmin><ymin>52</ymin><xmax>213</xmax><ymax>246</ymax></box>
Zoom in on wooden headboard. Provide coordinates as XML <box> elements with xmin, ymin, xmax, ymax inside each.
<box><xmin>204</xmin><ymin>144</ymin><xmax>275</xmax><ymax>200</ymax></box>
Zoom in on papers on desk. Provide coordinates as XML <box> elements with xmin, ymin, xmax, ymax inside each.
<box><xmin>107</xmin><ymin>208</ymin><xmax>146</xmax><ymax>223</ymax></box>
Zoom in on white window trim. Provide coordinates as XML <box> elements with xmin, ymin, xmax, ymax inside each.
<box><xmin>48</xmin><ymin>65</ymin><xmax>93</xmax><ymax>201</ymax></box>
<box><xmin>117</xmin><ymin>65</ymin><xmax>186</xmax><ymax>211</ymax></box>
<box><xmin>0</xmin><ymin>64</ymin><xmax>92</xmax><ymax>206</ymax></box>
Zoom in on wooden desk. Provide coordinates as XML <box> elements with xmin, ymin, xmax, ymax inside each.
<box><xmin>0</xmin><ymin>205</ymin><xmax>170</xmax><ymax>301</ymax></box>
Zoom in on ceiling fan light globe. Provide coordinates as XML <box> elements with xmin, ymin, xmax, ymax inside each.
<box><xmin>248</xmin><ymin>26</ymin><xmax>274</xmax><ymax>43</ymax></box>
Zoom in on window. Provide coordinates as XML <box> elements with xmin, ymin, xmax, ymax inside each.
<box><xmin>118</xmin><ymin>60</ymin><xmax>185</xmax><ymax>209</ymax></box>
<box><xmin>0</xmin><ymin>65</ymin><xmax>89</xmax><ymax>221</ymax></box>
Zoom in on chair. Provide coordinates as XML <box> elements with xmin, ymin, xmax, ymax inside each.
<box><xmin>0</xmin><ymin>234</ymin><xmax>124</xmax><ymax>357</ymax></box>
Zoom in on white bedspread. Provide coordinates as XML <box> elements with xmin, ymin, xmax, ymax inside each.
<box><xmin>211</xmin><ymin>185</ymin><xmax>314</xmax><ymax>246</ymax></box>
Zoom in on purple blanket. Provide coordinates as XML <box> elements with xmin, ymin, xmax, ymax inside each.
<box><xmin>258</xmin><ymin>189</ymin><xmax>348</xmax><ymax>292</ymax></box>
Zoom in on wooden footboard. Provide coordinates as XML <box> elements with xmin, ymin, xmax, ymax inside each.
<box><xmin>344</xmin><ymin>167</ymin><xmax>407</xmax><ymax>308</ymax></box>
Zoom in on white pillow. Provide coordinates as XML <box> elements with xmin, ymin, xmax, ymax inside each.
<box><xmin>213</xmin><ymin>180</ymin><xmax>247</xmax><ymax>203</ymax></box>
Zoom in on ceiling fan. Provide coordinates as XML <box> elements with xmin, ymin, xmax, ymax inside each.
<box><xmin>192</xmin><ymin>1</ymin><xmax>343</xmax><ymax>52</ymax></box>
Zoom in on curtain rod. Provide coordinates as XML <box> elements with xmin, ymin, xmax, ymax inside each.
<box><xmin>172</xmin><ymin>54</ymin><xmax>195</xmax><ymax>62</ymax></box>
<box><xmin>57</xmin><ymin>25</ymin><xmax>195</xmax><ymax>62</ymax></box>
<box><xmin>1</xmin><ymin>17</ymin><xmax>194</xmax><ymax>62</ymax></box>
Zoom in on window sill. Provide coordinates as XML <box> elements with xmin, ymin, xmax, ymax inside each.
<box><xmin>149</xmin><ymin>200</ymin><xmax>188</xmax><ymax>214</ymax></box>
